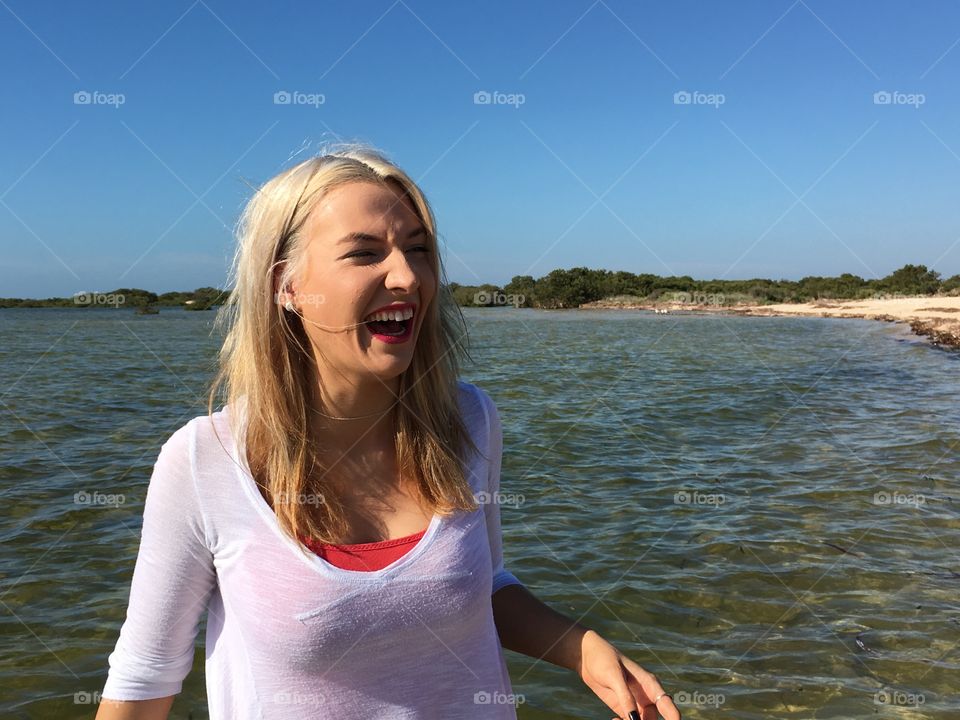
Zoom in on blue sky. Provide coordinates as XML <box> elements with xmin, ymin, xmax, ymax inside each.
<box><xmin>2</xmin><ymin>0</ymin><xmax>959</xmax><ymax>298</ymax></box>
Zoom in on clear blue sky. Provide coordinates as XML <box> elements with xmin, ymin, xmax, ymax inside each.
<box><xmin>2</xmin><ymin>0</ymin><xmax>959</xmax><ymax>298</ymax></box>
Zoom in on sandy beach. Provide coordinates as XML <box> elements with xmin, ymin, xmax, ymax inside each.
<box><xmin>582</xmin><ymin>296</ymin><xmax>960</xmax><ymax>349</ymax></box>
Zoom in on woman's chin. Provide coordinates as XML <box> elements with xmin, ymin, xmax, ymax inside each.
<box><xmin>361</xmin><ymin>353</ymin><xmax>414</xmax><ymax>381</ymax></box>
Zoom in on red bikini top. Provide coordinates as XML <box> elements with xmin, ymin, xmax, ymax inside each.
<box><xmin>300</xmin><ymin>528</ymin><xmax>427</xmax><ymax>571</ymax></box>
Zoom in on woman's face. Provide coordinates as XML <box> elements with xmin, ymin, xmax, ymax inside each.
<box><xmin>289</xmin><ymin>181</ymin><xmax>436</xmax><ymax>387</ymax></box>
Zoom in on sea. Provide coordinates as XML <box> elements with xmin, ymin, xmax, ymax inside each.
<box><xmin>1</xmin><ymin>307</ymin><xmax>957</xmax><ymax>719</ymax></box>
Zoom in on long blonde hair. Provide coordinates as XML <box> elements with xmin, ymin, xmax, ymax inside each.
<box><xmin>208</xmin><ymin>144</ymin><xmax>480</xmax><ymax>549</ymax></box>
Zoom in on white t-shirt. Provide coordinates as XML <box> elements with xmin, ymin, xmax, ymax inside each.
<box><xmin>102</xmin><ymin>381</ymin><xmax>524</xmax><ymax>718</ymax></box>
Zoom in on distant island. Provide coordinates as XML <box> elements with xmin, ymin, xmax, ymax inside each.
<box><xmin>4</xmin><ymin>264</ymin><xmax>954</xmax><ymax>311</ymax></box>
<box><xmin>448</xmin><ymin>263</ymin><xmax>958</xmax><ymax>309</ymax></box>
<box><xmin>0</xmin><ymin>287</ymin><xmax>227</xmax><ymax>310</ymax></box>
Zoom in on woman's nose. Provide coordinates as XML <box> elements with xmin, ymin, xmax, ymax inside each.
<box><xmin>384</xmin><ymin>248</ymin><xmax>420</xmax><ymax>291</ymax></box>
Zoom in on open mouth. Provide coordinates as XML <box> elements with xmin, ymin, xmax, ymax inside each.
<box><xmin>363</xmin><ymin>305</ymin><xmax>415</xmax><ymax>340</ymax></box>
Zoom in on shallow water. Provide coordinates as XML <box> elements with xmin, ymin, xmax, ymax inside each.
<box><xmin>1</xmin><ymin>307</ymin><xmax>957</xmax><ymax>718</ymax></box>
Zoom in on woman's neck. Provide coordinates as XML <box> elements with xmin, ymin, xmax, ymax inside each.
<box><xmin>309</xmin><ymin>375</ymin><xmax>400</xmax><ymax>451</ymax></box>
<box><xmin>314</xmin><ymin>372</ymin><xmax>399</xmax><ymax>412</ymax></box>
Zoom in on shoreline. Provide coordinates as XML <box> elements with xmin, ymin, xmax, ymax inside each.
<box><xmin>579</xmin><ymin>296</ymin><xmax>960</xmax><ymax>350</ymax></box>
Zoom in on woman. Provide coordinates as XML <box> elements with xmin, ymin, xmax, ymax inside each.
<box><xmin>97</xmin><ymin>146</ymin><xmax>680</xmax><ymax>720</ymax></box>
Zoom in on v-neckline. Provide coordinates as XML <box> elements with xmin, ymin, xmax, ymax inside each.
<box><xmin>230</xmin><ymin>411</ymin><xmax>443</xmax><ymax>581</ymax></box>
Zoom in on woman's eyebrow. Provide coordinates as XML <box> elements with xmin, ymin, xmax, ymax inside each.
<box><xmin>336</xmin><ymin>227</ymin><xmax>426</xmax><ymax>244</ymax></box>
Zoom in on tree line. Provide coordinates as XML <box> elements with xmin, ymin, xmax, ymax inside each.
<box><xmin>0</xmin><ymin>287</ymin><xmax>228</xmax><ymax>309</ymax></box>
<box><xmin>450</xmin><ymin>264</ymin><xmax>959</xmax><ymax>309</ymax></box>
<box><xmin>3</xmin><ymin>264</ymin><xmax>957</xmax><ymax>310</ymax></box>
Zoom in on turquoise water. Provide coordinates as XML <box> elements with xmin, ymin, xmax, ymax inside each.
<box><xmin>1</xmin><ymin>307</ymin><xmax>957</xmax><ymax>718</ymax></box>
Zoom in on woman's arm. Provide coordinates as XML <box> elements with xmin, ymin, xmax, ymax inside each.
<box><xmin>492</xmin><ymin>586</ymin><xmax>680</xmax><ymax>719</ymax></box>
<box><xmin>479</xmin><ymin>384</ymin><xmax>679</xmax><ymax>719</ymax></box>
<box><xmin>100</xmin><ymin>421</ymin><xmax>217</xmax><ymax>704</ymax></box>
<box><xmin>491</xmin><ymin>583</ymin><xmax>591</xmax><ymax>671</ymax></box>
<box><xmin>94</xmin><ymin>695</ymin><xmax>174</xmax><ymax>720</ymax></box>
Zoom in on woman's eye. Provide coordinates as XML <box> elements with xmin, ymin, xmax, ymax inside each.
<box><xmin>344</xmin><ymin>246</ymin><xmax>429</xmax><ymax>261</ymax></box>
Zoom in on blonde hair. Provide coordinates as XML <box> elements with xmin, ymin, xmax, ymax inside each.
<box><xmin>208</xmin><ymin>143</ymin><xmax>479</xmax><ymax>549</ymax></box>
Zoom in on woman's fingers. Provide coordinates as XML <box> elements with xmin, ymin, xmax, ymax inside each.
<box><xmin>620</xmin><ymin>655</ymin><xmax>681</xmax><ymax>720</ymax></box>
<box><xmin>586</xmin><ymin>638</ymin><xmax>681</xmax><ymax>720</ymax></box>
<box><xmin>614</xmin><ymin>671</ymin><xmax>640</xmax><ymax>720</ymax></box>
<box><xmin>607</xmin><ymin>706</ymin><xmax>658</xmax><ymax>720</ymax></box>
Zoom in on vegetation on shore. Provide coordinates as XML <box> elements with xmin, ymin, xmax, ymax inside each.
<box><xmin>451</xmin><ymin>264</ymin><xmax>959</xmax><ymax>309</ymax></box>
<box><xmin>0</xmin><ymin>287</ymin><xmax>228</xmax><ymax>310</ymax></box>
<box><xmin>2</xmin><ymin>264</ymin><xmax>957</xmax><ymax>311</ymax></box>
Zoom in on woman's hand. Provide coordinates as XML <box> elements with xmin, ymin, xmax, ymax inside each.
<box><xmin>576</xmin><ymin>630</ymin><xmax>681</xmax><ymax>720</ymax></box>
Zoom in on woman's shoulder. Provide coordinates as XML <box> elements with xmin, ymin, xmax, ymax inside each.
<box><xmin>455</xmin><ymin>378</ymin><xmax>494</xmax><ymax>403</ymax></box>
<box><xmin>455</xmin><ymin>380</ymin><xmax>498</xmax><ymax>434</ymax></box>
<box><xmin>155</xmin><ymin>403</ymin><xmax>239</xmax><ymax>469</ymax></box>
<box><xmin>455</xmin><ymin>378</ymin><xmax>481</xmax><ymax>409</ymax></box>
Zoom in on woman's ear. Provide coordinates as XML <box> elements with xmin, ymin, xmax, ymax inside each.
<box><xmin>272</xmin><ymin>262</ymin><xmax>298</xmax><ymax>312</ymax></box>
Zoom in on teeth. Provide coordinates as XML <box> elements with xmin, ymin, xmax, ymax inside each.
<box><xmin>365</xmin><ymin>307</ymin><xmax>414</xmax><ymax>323</ymax></box>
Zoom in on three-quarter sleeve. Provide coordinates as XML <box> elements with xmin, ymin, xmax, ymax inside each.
<box><xmin>101</xmin><ymin>419</ymin><xmax>217</xmax><ymax>700</ymax></box>
<box><xmin>476</xmin><ymin>386</ymin><xmax>524</xmax><ymax>595</ymax></box>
